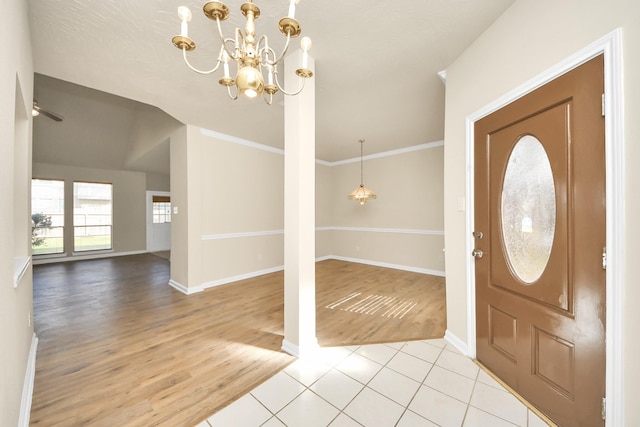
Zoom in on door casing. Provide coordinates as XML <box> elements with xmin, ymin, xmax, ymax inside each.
<box><xmin>461</xmin><ymin>29</ymin><xmax>624</xmax><ymax>426</ymax></box>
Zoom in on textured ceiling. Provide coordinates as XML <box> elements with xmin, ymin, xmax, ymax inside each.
<box><xmin>28</xmin><ymin>0</ymin><xmax>515</xmax><ymax>172</ymax></box>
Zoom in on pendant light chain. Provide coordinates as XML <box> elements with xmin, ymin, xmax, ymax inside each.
<box><xmin>360</xmin><ymin>139</ymin><xmax>364</xmax><ymax>186</ymax></box>
<box><xmin>347</xmin><ymin>138</ymin><xmax>377</xmax><ymax>204</ymax></box>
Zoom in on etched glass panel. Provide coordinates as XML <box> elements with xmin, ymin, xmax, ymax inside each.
<box><xmin>501</xmin><ymin>135</ymin><xmax>556</xmax><ymax>284</ymax></box>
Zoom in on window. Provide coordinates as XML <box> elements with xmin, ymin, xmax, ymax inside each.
<box><xmin>152</xmin><ymin>195</ymin><xmax>171</xmax><ymax>224</ymax></box>
<box><xmin>31</xmin><ymin>179</ymin><xmax>65</xmax><ymax>255</ymax></box>
<box><xmin>74</xmin><ymin>182</ymin><xmax>112</xmax><ymax>252</ymax></box>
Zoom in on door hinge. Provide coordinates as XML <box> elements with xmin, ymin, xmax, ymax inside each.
<box><xmin>602</xmin><ymin>93</ymin><xmax>606</xmax><ymax>117</ymax></box>
<box><xmin>602</xmin><ymin>247</ymin><xmax>607</xmax><ymax>270</ymax></box>
<box><xmin>601</xmin><ymin>397</ymin><xmax>606</xmax><ymax>420</ymax></box>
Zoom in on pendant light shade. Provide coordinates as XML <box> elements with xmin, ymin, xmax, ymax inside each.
<box><xmin>348</xmin><ymin>139</ymin><xmax>376</xmax><ymax>205</ymax></box>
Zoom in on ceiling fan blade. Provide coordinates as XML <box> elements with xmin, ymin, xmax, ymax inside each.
<box><xmin>33</xmin><ymin>102</ymin><xmax>64</xmax><ymax>122</ymax></box>
<box><xmin>38</xmin><ymin>107</ymin><xmax>64</xmax><ymax>122</ymax></box>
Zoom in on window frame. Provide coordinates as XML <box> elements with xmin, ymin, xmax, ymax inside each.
<box><xmin>31</xmin><ymin>178</ymin><xmax>65</xmax><ymax>256</ymax></box>
<box><xmin>73</xmin><ymin>181</ymin><xmax>113</xmax><ymax>253</ymax></box>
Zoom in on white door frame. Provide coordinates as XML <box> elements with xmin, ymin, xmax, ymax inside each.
<box><xmin>146</xmin><ymin>190</ymin><xmax>171</xmax><ymax>252</ymax></box>
<box><xmin>464</xmin><ymin>29</ymin><xmax>624</xmax><ymax>426</ymax></box>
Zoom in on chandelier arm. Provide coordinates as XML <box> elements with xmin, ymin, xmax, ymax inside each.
<box><xmin>222</xmin><ymin>37</ymin><xmax>237</xmax><ymax>51</ymax></box>
<box><xmin>274</xmin><ymin>69</ymin><xmax>306</xmax><ymax>96</ymax></box>
<box><xmin>261</xmin><ymin>45</ymin><xmax>278</xmax><ymax>68</ymax></box>
<box><xmin>263</xmin><ymin>91</ymin><xmax>273</xmax><ymax>105</ymax></box>
<box><xmin>270</xmin><ymin>32</ymin><xmax>293</xmax><ymax>66</ymax></box>
<box><xmin>226</xmin><ymin>84</ymin><xmax>238</xmax><ymax>100</ymax></box>
<box><xmin>181</xmin><ymin>47</ymin><xmax>223</xmax><ymax>75</ymax></box>
<box><xmin>233</xmin><ymin>27</ymin><xmax>244</xmax><ymax>59</ymax></box>
<box><xmin>256</xmin><ymin>35</ymin><xmax>268</xmax><ymax>58</ymax></box>
<box><xmin>214</xmin><ymin>16</ymin><xmax>242</xmax><ymax>60</ymax></box>
<box><xmin>172</xmin><ymin>3</ymin><xmax>309</xmax><ymax>102</ymax></box>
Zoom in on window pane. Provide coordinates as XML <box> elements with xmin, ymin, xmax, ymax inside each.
<box><xmin>152</xmin><ymin>201</ymin><xmax>171</xmax><ymax>224</ymax></box>
<box><xmin>31</xmin><ymin>179</ymin><xmax>64</xmax><ymax>255</ymax></box>
<box><xmin>501</xmin><ymin>135</ymin><xmax>556</xmax><ymax>284</ymax></box>
<box><xmin>74</xmin><ymin>182</ymin><xmax>112</xmax><ymax>252</ymax></box>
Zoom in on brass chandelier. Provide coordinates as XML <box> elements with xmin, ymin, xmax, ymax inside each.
<box><xmin>348</xmin><ymin>139</ymin><xmax>377</xmax><ymax>205</ymax></box>
<box><xmin>171</xmin><ymin>0</ymin><xmax>313</xmax><ymax>104</ymax></box>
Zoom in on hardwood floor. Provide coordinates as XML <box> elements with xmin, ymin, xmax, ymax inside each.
<box><xmin>30</xmin><ymin>255</ymin><xmax>445</xmax><ymax>426</ymax></box>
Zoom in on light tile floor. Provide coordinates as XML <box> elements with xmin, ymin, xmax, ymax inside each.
<box><xmin>197</xmin><ymin>339</ymin><xmax>551</xmax><ymax>427</ymax></box>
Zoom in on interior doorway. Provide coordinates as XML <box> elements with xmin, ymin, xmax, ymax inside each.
<box><xmin>146</xmin><ymin>191</ymin><xmax>171</xmax><ymax>253</ymax></box>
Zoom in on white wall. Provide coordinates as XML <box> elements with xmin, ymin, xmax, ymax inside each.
<box><xmin>1</xmin><ymin>0</ymin><xmax>35</xmax><ymax>425</ymax></box>
<box><xmin>443</xmin><ymin>0</ymin><xmax>639</xmax><ymax>424</ymax></box>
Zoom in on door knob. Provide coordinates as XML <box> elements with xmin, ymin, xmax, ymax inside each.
<box><xmin>472</xmin><ymin>249</ymin><xmax>484</xmax><ymax>259</ymax></box>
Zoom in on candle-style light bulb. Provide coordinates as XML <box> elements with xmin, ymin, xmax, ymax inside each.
<box><xmin>288</xmin><ymin>0</ymin><xmax>301</xmax><ymax>19</ymax></box>
<box><xmin>222</xmin><ymin>51</ymin><xmax>230</xmax><ymax>78</ymax></box>
<box><xmin>300</xmin><ymin>36</ymin><xmax>312</xmax><ymax>69</ymax></box>
<box><xmin>267</xmin><ymin>65</ymin><xmax>274</xmax><ymax>85</ymax></box>
<box><xmin>178</xmin><ymin>6</ymin><xmax>192</xmax><ymax>37</ymax></box>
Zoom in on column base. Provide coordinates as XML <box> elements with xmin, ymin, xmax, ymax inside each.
<box><xmin>281</xmin><ymin>338</ymin><xmax>320</xmax><ymax>358</ymax></box>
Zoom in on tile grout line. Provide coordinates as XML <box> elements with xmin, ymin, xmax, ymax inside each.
<box><xmin>392</xmin><ymin>341</ymin><xmax>442</xmax><ymax>426</ymax></box>
<box><xmin>325</xmin><ymin>343</ymin><xmax>392</xmax><ymax>426</ymax></box>
<box><xmin>459</xmin><ymin>363</ymin><xmax>483</xmax><ymax>426</ymax></box>
<box><xmin>208</xmin><ymin>339</ymin><xmax>543</xmax><ymax>427</ymax></box>
<box><xmin>271</xmin><ymin>344</ymin><xmax>365</xmax><ymax>426</ymax></box>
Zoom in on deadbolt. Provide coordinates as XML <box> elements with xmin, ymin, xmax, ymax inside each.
<box><xmin>472</xmin><ymin>249</ymin><xmax>484</xmax><ymax>259</ymax></box>
<box><xmin>473</xmin><ymin>231</ymin><xmax>484</xmax><ymax>239</ymax></box>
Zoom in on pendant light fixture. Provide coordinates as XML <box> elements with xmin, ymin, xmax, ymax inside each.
<box><xmin>348</xmin><ymin>139</ymin><xmax>377</xmax><ymax>205</ymax></box>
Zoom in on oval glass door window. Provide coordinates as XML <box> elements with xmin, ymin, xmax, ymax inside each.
<box><xmin>501</xmin><ymin>135</ymin><xmax>556</xmax><ymax>284</ymax></box>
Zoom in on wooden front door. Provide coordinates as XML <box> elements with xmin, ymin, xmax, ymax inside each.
<box><xmin>474</xmin><ymin>55</ymin><xmax>606</xmax><ymax>427</ymax></box>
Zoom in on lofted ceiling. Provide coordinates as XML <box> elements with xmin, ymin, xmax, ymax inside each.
<box><xmin>28</xmin><ymin>0</ymin><xmax>515</xmax><ymax>174</ymax></box>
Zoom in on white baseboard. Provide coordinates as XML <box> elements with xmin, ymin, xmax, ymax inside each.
<box><xmin>281</xmin><ymin>338</ymin><xmax>319</xmax><ymax>358</ymax></box>
<box><xmin>445</xmin><ymin>329</ymin><xmax>470</xmax><ymax>357</ymax></box>
<box><xmin>327</xmin><ymin>255</ymin><xmax>446</xmax><ymax>277</ymax></box>
<box><xmin>32</xmin><ymin>250</ymin><xmax>147</xmax><ymax>265</ymax></box>
<box><xmin>18</xmin><ymin>333</ymin><xmax>38</xmax><ymax>427</ymax></box>
<box><xmin>171</xmin><ymin>257</ymin><xmax>444</xmax><ymax>296</ymax></box>
<box><xmin>147</xmin><ymin>247</ymin><xmax>170</xmax><ymax>252</ymax></box>
<box><xmin>168</xmin><ymin>279</ymin><xmax>202</xmax><ymax>295</ymax></box>
<box><xmin>200</xmin><ymin>266</ymin><xmax>285</xmax><ymax>292</ymax></box>
<box><xmin>281</xmin><ymin>339</ymin><xmax>300</xmax><ymax>357</ymax></box>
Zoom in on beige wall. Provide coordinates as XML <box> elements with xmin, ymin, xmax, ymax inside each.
<box><xmin>1</xmin><ymin>0</ymin><xmax>34</xmax><ymax>425</ymax></box>
<box><xmin>199</xmin><ymin>131</ymin><xmax>285</xmax><ymax>284</ymax></box>
<box><xmin>32</xmin><ymin>163</ymin><xmax>147</xmax><ymax>260</ymax></box>
<box><xmin>169</xmin><ymin>125</ymin><xmax>190</xmax><ymax>287</ymax></box>
<box><xmin>125</xmin><ymin>105</ymin><xmax>181</xmax><ymax>168</ymax></box>
<box><xmin>169</xmin><ymin>127</ymin><xmax>285</xmax><ymax>291</ymax></box>
<box><xmin>443</xmin><ymin>0</ymin><xmax>639</xmax><ymax>424</ymax></box>
<box><xmin>324</xmin><ymin>145</ymin><xmax>445</xmax><ymax>274</ymax></box>
<box><xmin>315</xmin><ymin>162</ymin><xmax>333</xmax><ymax>258</ymax></box>
<box><xmin>145</xmin><ymin>172</ymin><xmax>170</xmax><ymax>192</ymax></box>
<box><xmin>170</xmin><ymin>128</ymin><xmax>445</xmax><ymax>290</ymax></box>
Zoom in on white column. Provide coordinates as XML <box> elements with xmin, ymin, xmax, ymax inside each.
<box><xmin>281</xmin><ymin>49</ymin><xmax>318</xmax><ymax>357</ymax></box>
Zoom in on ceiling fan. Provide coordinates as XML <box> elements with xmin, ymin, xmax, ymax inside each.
<box><xmin>32</xmin><ymin>101</ymin><xmax>63</xmax><ymax>122</ymax></box>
